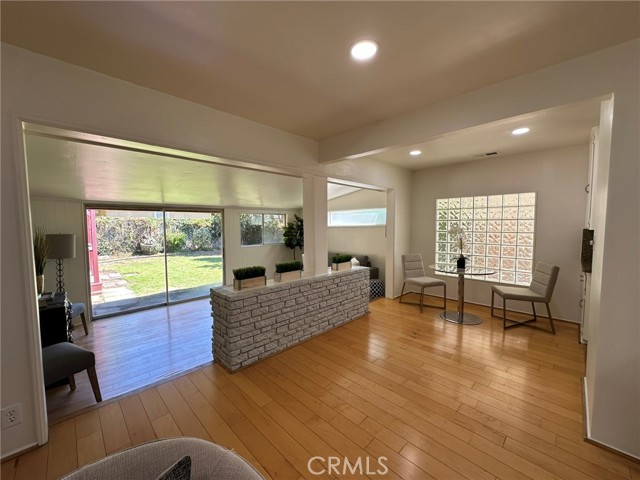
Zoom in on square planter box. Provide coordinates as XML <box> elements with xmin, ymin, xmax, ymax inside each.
<box><xmin>233</xmin><ymin>276</ymin><xmax>266</xmax><ymax>290</ymax></box>
<box><xmin>274</xmin><ymin>270</ymin><xmax>302</xmax><ymax>283</ymax></box>
<box><xmin>331</xmin><ymin>262</ymin><xmax>352</xmax><ymax>271</ymax></box>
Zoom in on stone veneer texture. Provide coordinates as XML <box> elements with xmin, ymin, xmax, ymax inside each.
<box><xmin>210</xmin><ymin>267</ymin><xmax>370</xmax><ymax>371</ymax></box>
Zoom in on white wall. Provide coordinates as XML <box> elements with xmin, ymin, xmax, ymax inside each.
<box><xmin>322</xmin><ymin>39</ymin><xmax>640</xmax><ymax>457</ymax></box>
<box><xmin>223</xmin><ymin>208</ymin><xmax>300</xmax><ymax>284</ymax></box>
<box><xmin>30</xmin><ymin>199</ymin><xmax>90</xmax><ymax>321</ymax></box>
<box><xmin>584</xmin><ymin>99</ymin><xmax>613</xmax><ymax>437</ymax></box>
<box><xmin>325</xmin><ymin>159</ymin><xmax>412</xmax><ymax>298</ymax></box>
<box><xmin>328</xmin><ymin>189</ymin><xmax>387</xmax><ymax>281</ymax></box>
<box><xmin>410</xmin><ymin>145</ymin><xmax>589</xmax><ymax>322</ymax></box>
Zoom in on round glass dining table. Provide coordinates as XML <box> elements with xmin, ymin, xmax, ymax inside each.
<box><xmin>428</xmin><ymin>263</ymin><xmax>496</xmax><ymax>325</ymax></box>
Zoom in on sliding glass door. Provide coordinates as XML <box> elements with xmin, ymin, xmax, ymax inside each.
<box><xmin>165</xmin><ymin>211</ymin><xmax>223</xmax><ymax>303</ymax></box>
<box><xmin>88</xmin><ymin>207</ymin><xmax>223</xmax><ymax>318</ymax></box>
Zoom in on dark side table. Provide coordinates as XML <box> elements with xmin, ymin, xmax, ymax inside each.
<box><xmin>39</xmin><ymin>292</ymin><xmax>73</xmax><ymax>347</ymax></box>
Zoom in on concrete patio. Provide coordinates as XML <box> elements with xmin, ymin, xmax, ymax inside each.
<box><xmin>91</xmin><ymin>269</ymin><xmax>217</xmax><ymax>317</ymax></box>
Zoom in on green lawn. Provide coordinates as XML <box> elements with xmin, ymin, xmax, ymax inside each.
<box><xmin>102</xmin><ymin>253</ymin><xmax>223</xmax><ymax>296</ymax></box>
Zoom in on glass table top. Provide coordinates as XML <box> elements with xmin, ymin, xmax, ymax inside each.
<box><xmin>428</xmin><ymin>263</ymin><xmax>496</xmax><ymax>276</ymax></box>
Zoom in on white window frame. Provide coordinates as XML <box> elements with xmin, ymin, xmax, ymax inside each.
<box><xmin>435</xmin><ymin>193</ymin><xmax>536</xmax><ymax>285</ymax></box>
<box><xmin>240</xmin><ymin>213</ymin><xmax>286</xmax><ymax>247</ymax></box>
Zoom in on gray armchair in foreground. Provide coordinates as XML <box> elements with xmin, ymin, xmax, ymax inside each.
<box><xmin>61</xmin><ymin>437</ymin><xmax>264</xmax><ymax>480</ymax></box>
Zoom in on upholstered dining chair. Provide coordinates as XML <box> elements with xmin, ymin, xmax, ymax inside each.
<box><xmin>491</xmin><ymin>262</ymin><xmax>560</xmax><ymax>334</ymax></box>
<box><xmin>399</xmin><ymin>254</ymin><xmax>447</xmax><ymax>312</ymax></box>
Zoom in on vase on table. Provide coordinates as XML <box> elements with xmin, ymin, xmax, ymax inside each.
<box><xmin>36</xmin><ymin>274</ymin><xmax>44</xmax><ymax>295</ymax></box>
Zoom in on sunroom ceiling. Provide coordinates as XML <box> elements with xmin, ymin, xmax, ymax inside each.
<box><xmin>25</xmin><ymin>132</ymin><xmax>304</xmax><ymax>209</ymax></box>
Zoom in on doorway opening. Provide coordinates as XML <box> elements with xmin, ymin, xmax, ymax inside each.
<box><xmin>88</xmin><ymin>207</ymin><xmax>224</xmax><ymax>318</ymax></box>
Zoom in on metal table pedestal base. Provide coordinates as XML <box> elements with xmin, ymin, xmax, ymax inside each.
<box><xmin>440</xmin><ymin>311</ymin><xmax>483</xmax><ymax>325</ymax></box>
<box><xmin>428</xmin><ymin>264</ymin><xmax>495</xmax><ymax>326</ymax></box>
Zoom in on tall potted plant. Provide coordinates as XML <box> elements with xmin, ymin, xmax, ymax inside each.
<box><xmin>283</xmin><ymin>214</ymin><xmax>304</xmax><ymax>260</ymax></box>
<box><xmin>33</xmin><ymin>226</ymin><xmax>49</xmax><ymax>294</ymax></box>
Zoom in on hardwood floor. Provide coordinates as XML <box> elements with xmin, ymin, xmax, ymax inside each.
<box><xmin>45</xmin><ymin>298</ymin><xmax>213</xmax><ymax>423</ymax></box>
<box><xmin>4</xmin><ymin>297</ymin><xmax>639</xmax><ymax>479</ymax></box>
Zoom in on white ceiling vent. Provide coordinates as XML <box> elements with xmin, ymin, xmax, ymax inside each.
<box><xmin>472</xmin><ymin>151</ymin><xmax>500</xmax><ymax>158</ymax></box>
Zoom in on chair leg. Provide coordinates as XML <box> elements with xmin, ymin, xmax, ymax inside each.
<box><xmin>503</xmin><ymin>299</ymin><xmax>507</xmax><ymax>329</ymax></box>
<box><xmin>491</xmin><ymin>291</ymin><xmax>495</xmax><ymax>317</ymax></box>
<box><xmin>68</xmin><ymin>375</ymin><xmax>76</xmax><ymax>391</ymax></box>
<box><xmin>87</xmin><ymin>366</ymin><xmax>102</xmax><ymax>403</ymax></box>
<box><xmin>503</xmin><ymin>300</ymin><xmax>555</xmax><ymax>334</ymax></box>
<box><xmin>80</xmin><ymin>312</ymin><xmax>88</xmax><ymax>336</ymax></box>
<box><xmin>419</xmin><ymin>288</ymin><xmax>424</xmax><ymax>313</ymax></box>
<box><xmin>442</xmin><ymin>284</ymin><xmax>447</xmax><ymax>310</ymax></box>
<box><xmin>399</xmin><ymin>283</ymin><xmax>407</xmax><ymax>304</ymax></box>
<box><xmin>545</xmin><ymin>303</ymin><xmax>556</xmax><ymax>335</ymax></box>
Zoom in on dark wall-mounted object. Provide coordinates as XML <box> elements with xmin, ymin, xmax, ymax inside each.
<box><xmin>581</xmin><ymin>229</ymin><xmax>594</xmax><ymax>273</ymax></box>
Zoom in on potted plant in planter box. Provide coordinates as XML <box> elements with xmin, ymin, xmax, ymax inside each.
<box><xmin>274</xmin><ymin>260</ymin><xmax>302</xmax><ymax>283</ymax></box>
<box><xmin>331</xmin><ymin>253</ymin><xmax>352</xmax><ymax>271</ymax></box>
<box><xmin>232</xmin><ymin>266</ymin><xmax>266</xmax><ymax>290</ymax></box>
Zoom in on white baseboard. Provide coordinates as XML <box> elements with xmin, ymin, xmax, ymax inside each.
<box><xmin>582</xmin><ymin>377</ymin><xmax>640</xmax><ymax>461</ymax></box>
<box><xmin>397</xmin><ymin>292</ymin><xmax>578</xmax><ymax>324</ymax></box>
<box><xmin>582</xmin><ymin>377</ymin><xmax>592</xmax><ymax>438</ymax></box>
<box><xmin>1</xmin><ymin>441</ymin><xmax>39</xmax><ymax>462</ymax></box>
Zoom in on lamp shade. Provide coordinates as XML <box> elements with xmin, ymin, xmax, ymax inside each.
<box><xmin>46</xmin><ymin>234</ymin><xmax>76</xmax><ymax>259</ymax></box>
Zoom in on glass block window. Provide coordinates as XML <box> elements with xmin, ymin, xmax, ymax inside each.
<box><xmin>435</xmin><ymin>193</ymin><xmax>536</xmax><ymax>285</ymax></box>
<box><xmin>240</xmin><ymin>213</ymin><xmax>286</xmax><ymax>246</ymax></box>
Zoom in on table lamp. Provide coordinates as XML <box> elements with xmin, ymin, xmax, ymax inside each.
<box><xmin>46</xmin><ymin>233</ymin><xmax>76</xmax><ymax>293</ymax></box>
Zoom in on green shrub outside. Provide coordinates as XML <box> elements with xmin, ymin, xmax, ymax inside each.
<box><xmin>96</xmin><ymin>215</ymin><xmax>222</xmax><ymax>257</ymax></box>
<box><xmin>165</xmin><ymin>232</ymin><xmax>187</xmax><ymax>252</ymax></box>
<box><xmin>192</xmin><ymin>228</ymin><xmax>213</xmax><ymax>251</ymax></box>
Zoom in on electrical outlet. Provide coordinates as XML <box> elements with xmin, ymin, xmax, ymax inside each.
<box><xmin>1</xmin><ymin>404</ymin><xmax>23</xmax><ymax>429</ymax></box>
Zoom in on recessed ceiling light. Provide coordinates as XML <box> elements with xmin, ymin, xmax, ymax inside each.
<box><xmin>512</xmin><ymin>127</ymin><xmax>530</xmax><ymax>136</ymax></box>
<box><xmin>409</xmin><ymin>150</ymin><xmax>422</xmax><ymax>156</ymax></box>
<box><xmin>351</xmin><ymin>40</ymin><xmax>378</xmax><ymax>61</ymax></box>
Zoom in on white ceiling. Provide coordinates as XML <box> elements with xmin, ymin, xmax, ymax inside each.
<box><xmin>12</xmin><ymin>2</ymin><xmax>628</xmax><ymax>205</ymax></box>
<box><xmin>369</xmin><ymin>96</ymin><xmax>604</xmax><ymax>170</ymax></box>
<box><xmin>2</xmin><ymin>2</ymin><xmax>638</xmax><ymax>140</ymax></box>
